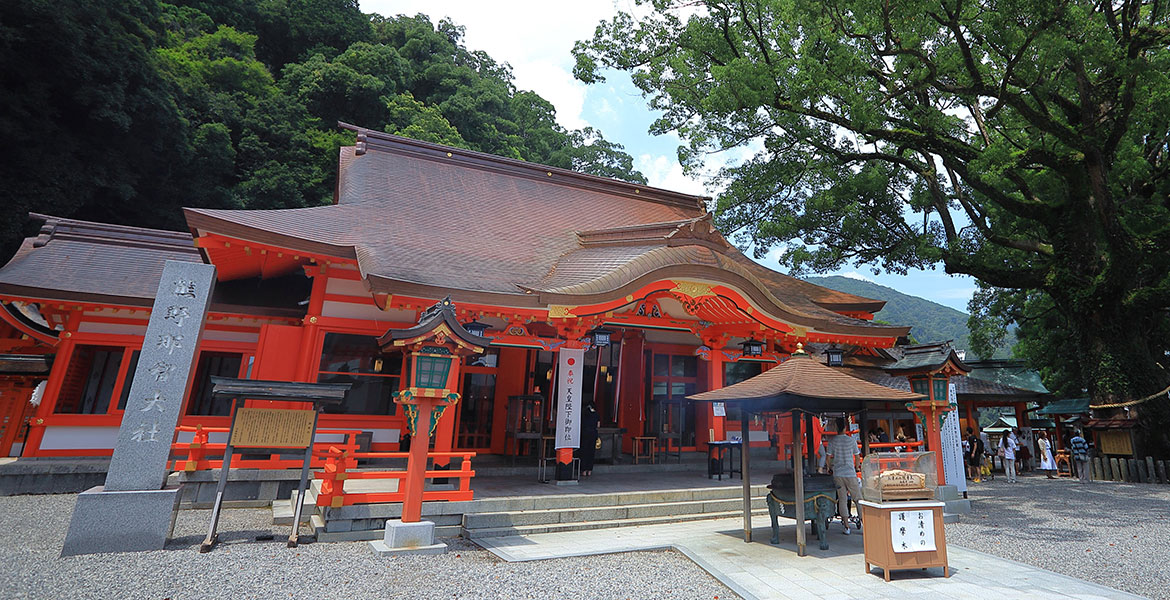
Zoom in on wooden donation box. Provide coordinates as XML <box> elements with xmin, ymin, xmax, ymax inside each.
<box><xmin>858</xmin><ymin>452</ymin><xmax>949</xmax><ymax>581</ymax></box>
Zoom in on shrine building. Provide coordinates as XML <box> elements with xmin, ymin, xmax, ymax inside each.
<box><xmin>0</xmin><ymin>125</ymin><xmax>911</xmax><ymax>460</ymax></box>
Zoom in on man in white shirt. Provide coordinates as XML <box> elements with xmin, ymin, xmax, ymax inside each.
<box><xmin>1001</xmin><ymin>430</ymin><xmax>1020</xmax><ymax>482</ymax></box>
<box><xmin>826</xmin><ymin>417</ymin><xmax>862</xmax><ymax>534</ymax></box>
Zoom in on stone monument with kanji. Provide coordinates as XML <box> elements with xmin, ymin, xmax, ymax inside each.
<box><xmin>61</xmin><ymin>260</ymin><xmax>215</xmax><ymax>556</ymax></box>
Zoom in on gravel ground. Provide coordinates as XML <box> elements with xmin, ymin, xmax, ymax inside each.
<box><xmin>945</xmin><ymin>472</ymin><xmax>1170</xmax><ymax>599</ymax></box>
<box><xmin>0</xmin><ymin>493</ymin><xmax>737</xmax><ymax>600</ymax></box>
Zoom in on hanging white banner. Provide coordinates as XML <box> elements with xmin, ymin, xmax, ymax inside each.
<box><xmin>555</xmin><ymin>347</ymin><xmax>585</xmax><ymax>449</ymax></box>
<box><xmin>941</xmin><ymin>382</ymin><xmax>967</xmax><ymax>493</ymax></box>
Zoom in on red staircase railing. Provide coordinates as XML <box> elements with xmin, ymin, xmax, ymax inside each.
<box><xmin>314</xmin><ymin>447</ymin><xmax>476</xmax><ymax>508</ymax></box>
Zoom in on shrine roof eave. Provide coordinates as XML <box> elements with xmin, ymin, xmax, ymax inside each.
<box><xmin>365</xmin><ymin>274</ymin><xmax>545</xmax><ymax>309</ymax></box>
<box><xmin>184</xmin><ymin>209</ymin><xmax>359</xmax><ymax>262</ymax></box>
<box><xmin>0</xmin><ymin>284</ymin><xmax>305</xmax><ymax>319</ymax></box>
<box><xmin>524</xmin><ymin>266</ymin><xmax>911</xmax><ymax>339</ymax></box>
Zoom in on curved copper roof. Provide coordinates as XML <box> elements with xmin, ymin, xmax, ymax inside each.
<box><xmin>184</xmin><ymin>127</ymin><xmax>906</xmax><ymax>338</ymax></box>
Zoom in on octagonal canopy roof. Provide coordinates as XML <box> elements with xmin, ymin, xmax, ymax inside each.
<box><xmin>689</xmin><ymin>351</ymin><xmax>924</xmax><ymax>413</ymax></box>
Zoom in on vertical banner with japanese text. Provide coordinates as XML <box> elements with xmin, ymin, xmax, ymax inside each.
<box><xmin>104</xmin><ymin>261</ymin><xmax>216</xmax><ymax>491</ymax></box>
<box><xmin>941</xmin><ymin>382</ymin><xmax>967</xmax><ymax>493</ymax></box>
<box><xmin>554</xmin><ymin>347</ymin><xmax>585</xmax><ymax>450</ymax></box>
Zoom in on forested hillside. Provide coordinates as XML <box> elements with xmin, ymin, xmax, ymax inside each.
<box><xmin>805</xmin><ymin>275</ymin><xmax>1015</xmax><ymax>356</ymax></box>
<box><xmin>0</xmin><ymin>0</ymin><xmax>645</xmax><ymax>261</ymax></box>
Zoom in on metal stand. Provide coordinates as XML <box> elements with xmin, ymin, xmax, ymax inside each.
<box><xmin>201</xmin><ymin>399</ymin><xmax>322</xmax><ymax>552</ymax></box>
<box><xmin>197</xmin><ymin>377</ymin><xmax>349</xmax><ymax>553</ymax></box>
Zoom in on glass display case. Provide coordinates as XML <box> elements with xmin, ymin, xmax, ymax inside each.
<box><xmin>860</xmin><ymin>451</ymin><xmax>938</xmax><ymax>502</ymax></box>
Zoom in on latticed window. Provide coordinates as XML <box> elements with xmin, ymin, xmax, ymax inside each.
<box><xmin>414</xmin><ymin>355</ymin><xmax>451</xmax><ymax>389</ymax></box>
<box><xmin>316</xmin><ymin>333</ymin><xmax>401</xmax><ymax>415</ymax></box>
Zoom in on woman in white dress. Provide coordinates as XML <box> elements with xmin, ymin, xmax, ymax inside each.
<box><xmin>1037</xmin><ymin>431</ymin><xmax>1057</xmax><ymax>479</ymax></box>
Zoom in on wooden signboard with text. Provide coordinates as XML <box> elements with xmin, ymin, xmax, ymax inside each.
<box><xmin>230</xmin><ymin>408</ymin><xmax>316</xmax><ymax>449</ymax></box>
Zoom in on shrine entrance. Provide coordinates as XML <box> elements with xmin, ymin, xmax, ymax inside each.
<box><xmin>648</xmin><ymin>349</ymin><xmax>700</xmax><ymax>451</ymax></box>
<box><xmin>454</xmin><ymin>350</ymin><xmax>498</xmax><ymax>451</ymax></box>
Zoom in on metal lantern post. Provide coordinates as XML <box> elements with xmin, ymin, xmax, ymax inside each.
<box><xmin>379</xmin><ymin>297</ymin><xmax>489</xmax><ymax>523</ymax></box>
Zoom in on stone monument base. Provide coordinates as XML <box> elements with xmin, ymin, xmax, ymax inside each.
<box><xmin>61</xmin><ymin>485</ymin><xmax>181</xmax><ymax>557</ymax></box>
<box><xmin>369</xmin><ymin>519</ymin><xmax>447</xmax><ymax>556</ymax></box>
<box><xmin>936</xmin><ymin>484</ymin><xmax>971</xmax><ymax>517</ymax></box>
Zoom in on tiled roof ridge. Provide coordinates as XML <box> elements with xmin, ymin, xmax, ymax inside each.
<box><xmin>577</xmin><ymin>214</ymin><xmax>733</xmax><ymax>250</ymax></box>
<box><xmin>28</xmin><ymin>213</ymin><xmax>198</xmax><ymax>254</ymax></box>
<box><xmin>339</xmin><ymin>122</ymin><xmax>710</xmax><ymax>212</ymax></box>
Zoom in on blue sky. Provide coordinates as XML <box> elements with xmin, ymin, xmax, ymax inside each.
<box><xmin>368</xmin><ymin>1</ymin><xmax>978</xmax><ymax>312</ymax></box>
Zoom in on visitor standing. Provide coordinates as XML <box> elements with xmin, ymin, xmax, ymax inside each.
<box><xmin>965</xmin><ymin>427</ymin><xmax>984</xmax><ymax>482</ymax></box>
<box><xmin>1037</xmin><ymin>431</ymin><xmax>1056</xmax><ymax>479</ymax></box>
<box><xmin>1000</xmin><ymin>431</ymin><xmax>1019</xmax><ymax>482</ymax></box>
<box><xmin>579</xmin><ymin>402</ymin><xmax>600</xmax><ymax>477</ymax></box>
<box><xmin>1016</xmin><ymin>428</ymin><xmax>1032</xmax><ymax>472</ymax></box>
<box><xmin>827</xmin><ymin>417</ymin><xmax>861</xmax><ymax>535</ymax></box>
<box><xmin>1069</xmin><ymin>429</ymin><xmax>1091</xmax><ymax>483</ymax></box>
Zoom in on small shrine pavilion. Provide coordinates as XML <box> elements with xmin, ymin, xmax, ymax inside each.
<box><xmin>0</xmin><ymin>125</ymin><xmax>910</xmax><ymax>461</ymax></box>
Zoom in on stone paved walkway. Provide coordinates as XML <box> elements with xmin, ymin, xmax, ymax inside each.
<box><xmin>476</xmin><ymin>515</ymin><xmax>1144</xmax><ymax>600</ymax></box>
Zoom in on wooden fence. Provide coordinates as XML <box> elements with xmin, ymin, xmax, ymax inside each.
<box><xmin>1089</xmin><ymin>455</ymin><xmax>1170</xmax><ymax>484</ymax></box>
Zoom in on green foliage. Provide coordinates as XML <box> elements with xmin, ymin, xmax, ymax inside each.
<box><xmin>575</xmin><ymin>1</ymin><xmax>1170</xmax><ymax>415</ymax></box>
<box><xmin>0</xmin><ymin>1</ymin><xmax>646</xmax><ymax>260</ymax></box>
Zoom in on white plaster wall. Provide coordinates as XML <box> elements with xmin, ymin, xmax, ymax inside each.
<box><xmin>40</xmin><ymin>426</ymin><xmax>120</xmax><ymax>450</ymax></box>
<box><xmin>77</xmin><ymin>322</ymin><xmax>148</xmax><ymax>336</ymax></box>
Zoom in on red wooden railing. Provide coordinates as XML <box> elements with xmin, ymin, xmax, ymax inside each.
<box><xmin>169</xmin><ymin>425</ymin><xmax>362</xmax><ymax>472</ymax></box>
<box><xmin>314</xmin><ymin>446</ymin><xmax>476</xmax><ymax>508</ymax></box>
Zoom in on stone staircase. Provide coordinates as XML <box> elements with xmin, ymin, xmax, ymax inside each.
<box><xmin>461</xmin><ymin>485</ymin><xmax>769</xmax><ymax>539</ymax></box>
<box><xmin>272</xmin><ymin>482</ymin><xmax>771</xmax><ymax>542</ymax></box>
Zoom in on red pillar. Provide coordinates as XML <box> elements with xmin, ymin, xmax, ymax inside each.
<box><xmin>705</xmin><ymin>346</ymin><xmax>725</xmax><ymax>443</ymax></box>
<box><xmin>22</xmin><ymin>312</ymin><xmax>80</xmax><ymax>457</ymax></box>
<box><xmin>400</xmin><ymin>400</ymin><xmax>435</xmax><ymax>523</ymax></box>
<box><xmin>912</xmin><ymin>399</ymin><xmax>951</xmax><ymax>483</ymax></box>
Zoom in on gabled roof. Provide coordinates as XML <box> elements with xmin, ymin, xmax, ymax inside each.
<box><xmin>1034</xmin><ymin>397</ymin><xmax>1090</xmax><ymax>415</ymax></box>
<box><xmin>883</xmin><ymin>342</ymin><xmax>970</xmax><ymax>375</ymax></box>
<box><xmin>0</xmin><ymin>214</ymin><xmax>200</xmax><ymax>304</ymax></box>
<box><xmin>965</xmin><ymin>359</ymin><xmax>1049</xmax><ymax>394</ymax></box>
<box><xmin>0</xmin><ymin>214</ymin><xmax>306</xmax><ymax>317</ymax></box>
<box><xmin>841</xmin><ymin>365</ymin><xmax>1048</xmax><ymax>399</ymax></box>
<box><xmin>185</xmin><ymin>126</ymin><xmax>906</xmax><ymax>339</ymax></box>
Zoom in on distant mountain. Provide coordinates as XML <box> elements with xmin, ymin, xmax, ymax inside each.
<box><xmin>804</xmin><ymin>275</ymin><xmax>975</xmax><ymax>351</ymax></box>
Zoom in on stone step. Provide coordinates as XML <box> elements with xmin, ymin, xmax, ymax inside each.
<box><xmin>272</xmin><ymin>490</ymin><xmax>318</xmax><ymax>525</ymax></box>
<box><xmin>322</xmin><ymin>484</ymin><xmax>768</xmax><ymax>521</ymax></box>
<box><xmin>463</xmin><ymin>508</ymin><xmax>770</xmax><ymax>539</ymax></box>
<box><xmin>463</xmin><ymin>496</ymin><xmax>767</xmax><ymax>529</ymax></box>
<box><xmin>943</xmin><ymin>498</ymin><xmax>971</xmax><ymax>514</ymax></box>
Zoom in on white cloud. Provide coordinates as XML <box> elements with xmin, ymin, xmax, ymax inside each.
<box><xmin>637</xmin><ymin>153</ymin><xmax>707</xmax><ymax>196</ymax></box>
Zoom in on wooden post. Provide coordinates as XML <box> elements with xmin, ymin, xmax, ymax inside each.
<box><xmin>792</xmin><ymin>411</ymin><xmax>806</xmax><ymax>556</ymax></box>
<box><xmin>1158</xmin><ymin>460</ymin><xmax>1168</xmax><ymax>485</ymax></box>
<box><xmin>741</xmin><ymin>409</ymin><xmax>752</xmax><ymax>543</ymax></box>
<box><xmin>805</xmin><ymin>412</ymin><xmax>815</xmax><ymax>470</ymax></box>
<box><xmin>401</xmin><ymin>400</ymin><xmax>435</xmax><ymax>523</ymax></box>
<box><xmin>859</xmin><ymin>408</ymin><xmax>869</xmax><ymax>456</ymax></box>
<box><xmin>1147</xmin><ymin>457</ymin><xmax>1156</xmax><ymax>484</ymax></box>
